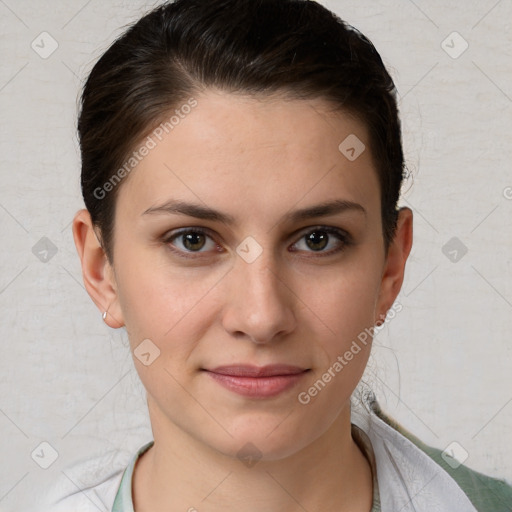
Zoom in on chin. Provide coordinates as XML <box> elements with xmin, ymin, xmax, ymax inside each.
<box><xmin>208</xmin><ymin>417</ymin><xmax>314</xmax><ymax>463</ymax></box>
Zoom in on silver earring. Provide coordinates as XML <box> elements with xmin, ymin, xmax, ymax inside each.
<box><xmin>102</xmin><ymin>311</ymin><xmax>107</xmax><ymax>321</ymax></box>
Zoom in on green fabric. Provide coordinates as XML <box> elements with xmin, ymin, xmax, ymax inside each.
<box><xmin>373</xmin><ymin>402</ymin><xmax>512</xmax><ymax>511</ymax></box>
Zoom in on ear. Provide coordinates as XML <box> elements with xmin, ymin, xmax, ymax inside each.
<box><xmin>375</xmin><ymin>207</ymin><xmax>413</xmax><ymax>325</ymax></box>
<box><xmin>72</xmin><ymin>209</ymin><xmax>124</xmax><ymax>329</ymax></box>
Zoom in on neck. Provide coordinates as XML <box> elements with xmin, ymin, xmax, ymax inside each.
<box><xmin>133</xmin><ymin>400</ymin><xmax>373</xmax><ymax>512</ymax></box>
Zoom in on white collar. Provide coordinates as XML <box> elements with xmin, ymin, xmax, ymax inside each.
<box><xmin>351</xmin><ymin>395</ymin><xmax>477</xmax><ymax>511</ymax></box>
<box><xmin>60</xmin><ymin>395</ymin><xmax>478</xmax><ymax>512</ymax></box>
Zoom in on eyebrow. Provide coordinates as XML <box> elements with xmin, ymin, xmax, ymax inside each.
<box><xmin>142</xmin><ymin>198</ymin><xmax>366</xmax><ymax>224</ymax></box>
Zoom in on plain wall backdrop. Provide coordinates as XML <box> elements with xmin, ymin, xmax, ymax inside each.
<box><xmin>0</xmin><ymin>0</ymin><xmax>511</xmax><ymax>510</ymax></box>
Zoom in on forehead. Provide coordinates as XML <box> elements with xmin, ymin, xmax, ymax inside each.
<box><xmin>117</xmin><ymin>90</ymin><xmax>380</xmax><ymax>225</ymax></box>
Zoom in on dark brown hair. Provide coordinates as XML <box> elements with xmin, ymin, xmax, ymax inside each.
<box><xmin>78</xmin><ymin>0</ymin><xmax>405</xmax><ymax>264</ymax></box>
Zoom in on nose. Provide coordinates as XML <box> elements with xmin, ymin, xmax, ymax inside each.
<box><xmin>221</xmin><ymin>249</ymin><xmax>297</xmax><ymax>344</ymax></box>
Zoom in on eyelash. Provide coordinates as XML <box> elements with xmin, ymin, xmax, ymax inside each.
<box><xmin>162</xmin><ymin>226</ymin><xmax>352</xmax><ymax>260</ymax></box>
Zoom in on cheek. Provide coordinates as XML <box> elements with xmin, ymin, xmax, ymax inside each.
<box><xmin>295</xmin><ymin>258</ymin><xmax>382</xmax><ymax>401</ymax></box>
<box><xmin>114</xmin><ymin>245</ymin><xmax>228</xmax><ymax>345</ymax></box>
<box><xmin>294</xmin><ymin>267</ymin><xmax>380</xmax><ymax>413</ymax></box>
<box><xmin>114</xmin><ymin>255</ymin><xmax>225</xmax><ymax>403</ymax></box>
<box><xmin>301</xmin><ymin>259</ymin><xmax>382</xmax><ymax>342</ymax></box>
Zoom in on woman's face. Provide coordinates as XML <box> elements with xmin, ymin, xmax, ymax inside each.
<box><xmin>87</xmin><ymin>90</ymin><xmax>410</xmax><ymax>460</ymax></box>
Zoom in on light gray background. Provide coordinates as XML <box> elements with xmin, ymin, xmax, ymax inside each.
<box><xmin>0</xmin><ymin>0</ymin><xmax>511</xmax><ymax>510</ymax></box>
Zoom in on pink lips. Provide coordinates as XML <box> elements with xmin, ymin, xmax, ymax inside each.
<box><xmin>204</xmin><ymin>364</ymin><xmax>310</xmax><ymax>398</ymax></box>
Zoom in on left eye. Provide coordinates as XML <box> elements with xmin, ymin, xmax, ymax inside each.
<box><xmin>291</xmin><ymin>227</ymin><xmax>348</xmax><ymax>254</ymax></box>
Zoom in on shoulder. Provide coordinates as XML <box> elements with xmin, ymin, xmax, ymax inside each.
<box><xmin>373</xmin><ymin>402</ymin><xmax>512</xmax><ymax>512</ymax></box>
<box><xmin>39</xmin><ymin>447</ymin><xmax>130</xmax><ymax>512</ymax></box>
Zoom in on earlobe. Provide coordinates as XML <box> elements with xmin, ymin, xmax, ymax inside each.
<box><xmin>375</xmin><ymin>207</ymin><xmax>413</xmax><ymax>324</ymax></box>
<box><xmin>72</xmin><ymin>209</ymin><xmax>125</xmax><ymax>329</ymax></box>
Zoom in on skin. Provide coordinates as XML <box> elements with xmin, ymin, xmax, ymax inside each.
<box><xmin>73</xmin><ymin>90</ymin><xmax>413</xmax><ymax>512</ymax></box>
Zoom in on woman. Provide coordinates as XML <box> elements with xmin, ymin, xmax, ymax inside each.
<box><xmin>44</xmin><ymin>0</ymin><xmax>512</xmax><ymax>510</ymax></box>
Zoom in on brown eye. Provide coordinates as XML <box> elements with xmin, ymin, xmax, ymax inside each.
<box><xmin>291</xmin><ymin>227</ymin><xmax>350</xmax><ymax>256</ymax></box>
<box><xmin>305</xmin><ymin>231</ymin><xmax>329</xmax><ymax>251</ymax></box>
<box><xmin>164</xmin><ymin>228</ymin><xmax>218</xmax><ymax>255</ymax></box>
<box><xmin>181</xmin><ymin>232</ymin><xmax>207</xmax><ymax>251</ymax></box>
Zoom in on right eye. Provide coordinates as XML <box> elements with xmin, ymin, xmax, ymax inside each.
<box><xmin>163</xmin><ymin>227</ymin><xmax>223</xmax><ymax>258</ymax></box>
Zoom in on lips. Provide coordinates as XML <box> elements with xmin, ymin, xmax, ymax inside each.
<box><xmin>206</xmin><ymin>364</ymin><xmax>309</xmax><ymax>377</ymax></box>
<box><xmin>203</xmin><ymin>364</ymin><xmax>310</xmax><ymax>398</ymax></box>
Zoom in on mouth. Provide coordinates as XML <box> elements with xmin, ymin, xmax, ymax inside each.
<box><xmin>206</xmin><ymin>364</ymin><xmax>309</xmax><ymax>377</ymax></box>
<box><xmin>202</xmin><ymin>365</ymin><xmax>311</xmax><ymax>398</ymax></box>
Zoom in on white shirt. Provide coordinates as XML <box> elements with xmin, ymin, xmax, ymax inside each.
<box><xmin>40</xmin><ymin>394</ymin><xmax>510</xmax><ymax>511</ymax></box>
